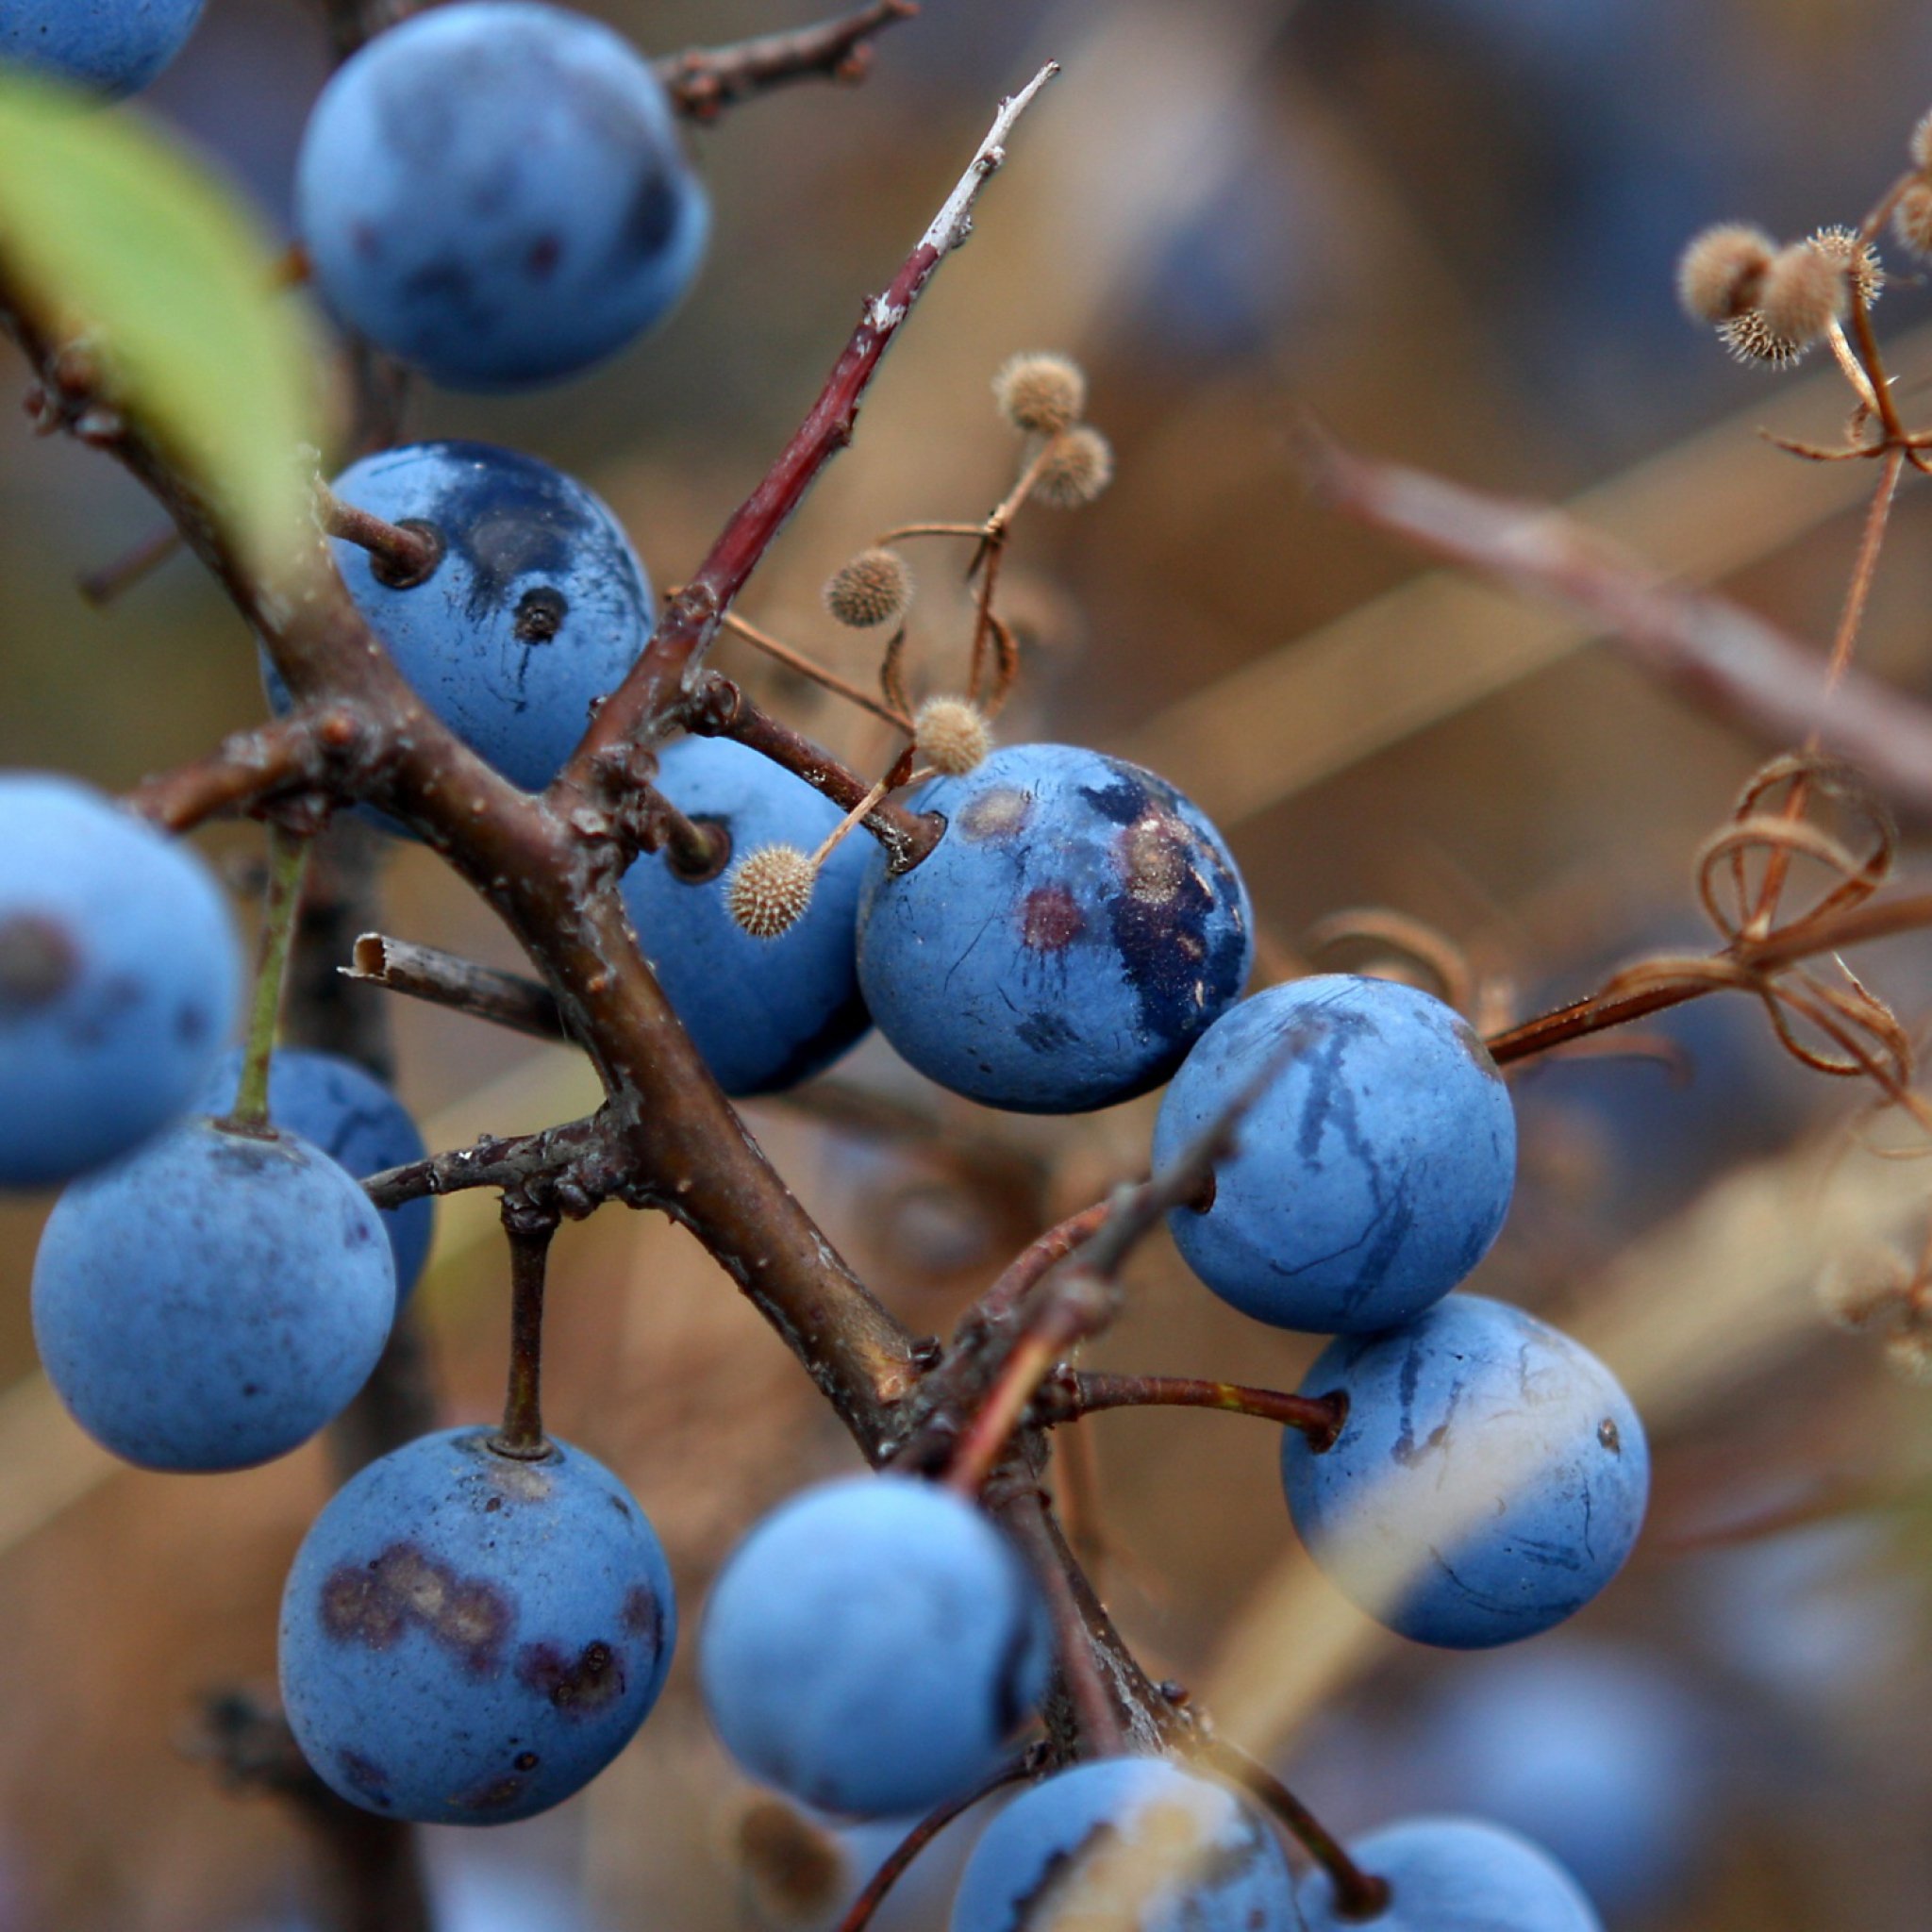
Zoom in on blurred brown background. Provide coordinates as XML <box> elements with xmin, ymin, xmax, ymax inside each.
<box><xmin>8</xmin><ymin>0</ymin><xmax>1932</xmax><ymax>1926</ymax></box>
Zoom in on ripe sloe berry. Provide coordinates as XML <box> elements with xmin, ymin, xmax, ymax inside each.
<box><xmin>296</xmin><ymin>2</ymin><xmax>708</xmax><ymax>390</ymax></box>
<box><xmin>857</xmin><ymin>744</ymin><xmax>1252</xmax><ymax>1114</ymax></box>
<box><xmin>699</xmin><ymin>1474</ymin><xmax>1051</xmax><ymax>1817</ymax></box>
<box><xmin>950</xmin><ymin>1757</ymin><xmax>1299</xmax><ymax>1932</ymax></box>
<box><xmin>620</xmin><ymin>736</ymin><xmax>871</xmax><ymax>1095</ymax></box>
<box><xmin>32</xmin><ymin>1117</ymin><xmax>396</xmax><ymax>1471</ymax></box>
<box><xmin>0</xmin><ymin>774</ymin><xmax>240</xmax><ymax>1189</ymax></box>
<box><xmin>1155</xmin><ymin>975</ymin><xmax>1516</xmax><ymax>1334</ymax></box>
<box><xmin>197</xmin><ymin>1046</ymin><xmax>434</xmax><ymax>1302</ymax></box>
<box><xmin>280</xmin><ymin>1426</ymin><xmax>676</xmax><ymax>1824</ymax></box>
<box><xmin>1281</xmin><ymin>1294</ymin><xmax>1648</xmax><ymax>1648</ymax></box>
<box><xmin>1297</xmin><ymin>1817</ymin><xmax>1602</xmax><ymax>1932</ymax></box>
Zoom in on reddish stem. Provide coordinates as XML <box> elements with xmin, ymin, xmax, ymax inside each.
<box><xmin>1055</xmin><ymin>1373</ymin><xmax>1346</xmax><ymax>1451</ymax></box>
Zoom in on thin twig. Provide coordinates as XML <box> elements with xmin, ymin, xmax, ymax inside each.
<box><xmin>491</xmin><ymin>1205</ymin><xmax>558</xmax><ymax>1459</ymax></box>
<box><xmin>831</xmin><ymin>1752</ymin><xmax>1035</xmax><ymax>1932</ymax></box>
<box><xmin>558</xmin><ymin>62</ymin><xmax>1059</xmax><ymax>802</ymax></box>
<box><xmin>719</xmin><ymin>608</ymin><xmax>913</xmax><ymax>728</ymax></box>
<box><xmin>128</xmin><ymin>705</ymin><xmax>380</xmax><ymax>833</ymax></box>
<box><xmin>343</xmin><ymin>934</ymin><xmax>568</xmax><ymax>1043</ymax></box>
<box><xmin>77</xmin><ymin>524</ymin><xmax>182</xmax><ymax>606</ymax></box>
<box><xmin>656</xmin><ymin>0</ymin><xmax>919</xmax><ymax>123</ymax></box>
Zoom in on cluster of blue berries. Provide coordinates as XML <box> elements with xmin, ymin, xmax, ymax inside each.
<box><xmin>0</xmin><ymin>11</ymin><xmax>1661</xmax><ymax>1925</ymax></box>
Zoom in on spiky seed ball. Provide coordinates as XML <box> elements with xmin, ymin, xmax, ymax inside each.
<box><xmin>1718</xmin><ymin>309</ymin><xmax>1805</xmax><ymax>369</ymax></box>
<box><xmin>824</xmin><ymin>548</ymin><xmax>912</xmax><ymax>629</ymax></box>
<box><xmin>726</xmin><ymin>844</ymin><xmax>816</xmax><ymax>940</ymax></box>
<box><xmin>1911</xmin><ymin>106</ymin><xmax>1932</xmax><ymax>172</ymax></box>
<box><xmin>1894</xmin><ymin>181</ymin><xmax>1932</xmax><ymax>259</ymax></box>
<box><xmin>1033</xmin><ymin>426</ymin><xmax>1115</xmax><ymax>509</ymax></box>
<box><xmin>1756</xmin><ymin>240</ymin><xmax>1849</xmax><ymax>351</ymax></box>
<box><xmin>913</xmin><ymin>696</ymin><xmax>992</xmax><ymax>776</ymax></box>
<box><xmin>1675</xmin><ymin>223</ymin><xmax>1775</xmax><ymax>322</ymax></box>
<box><xmin>1810</xmin><ymin>225</ymin><xmax>1883</xmax><ymax>308</ymax></box>
<box><xmin>992</xmin><ymin>352</ymin><xmax>1087</xmax><ymax>436</ymax></box>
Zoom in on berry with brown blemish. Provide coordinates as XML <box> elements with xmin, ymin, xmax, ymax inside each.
<box><xmin>856</xmin><ymin>744</ymin><xmax>1251</xmax><ymax>1112</ymax></box>
<box><xmin>280</xmin><ymin>1426</ymin><xmax>675</xmax><ymax>1824</ymax></box>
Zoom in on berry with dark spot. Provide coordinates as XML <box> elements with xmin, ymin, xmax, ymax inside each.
<box><xmin>856</xmin><ymin>744</ymin><xmax>1252</xmax><ymax>1113</ymax></box>
<box><xmin>295</xmin><ymin>2</ymin><xmax>708</xmax><ymax>390</ymax></box>
<box><xmin>1281</xmin><ymin>1295</ymin><xmax>1648</xmax><ymax>1650</ymax></box>
<box><xmin>0</xmin><ymin>0</ymin><xmax>205</xmax><ymax>96</ymax></box>
<box><xmin>280</xmin><ymin>1426</ymin><xmax>676</xmax><ymax>1824</ymax></box>
<box><xmin>949</xmin><ymin>1757</ymin><xmax>1298</xmax><ymax>1932</ymax></box>
<box><xmin>1154</xmin><ymin>975</ymin><xmax>1516</xmax><ymax>1335</ymax></box>
<box><xmin>196</xmin><ymin>1046</ymin><xmax>434</xmax><ymax>1303</ymax></box>
<box><xmin>620</xmin><ymin>736</ymin><xmax>871</xmax><ymax>1096</ymax></box>
<box><xmin>262</xmin><ymin>441</ymin><xmax>653</xmax><ymax>807</ymax></box>
<box><xmin>0</xmin><ymin>774</ymin><xmax>241</xmax><ymax>1189</ymax></box>
<box><xmin>31</xmin><ymin>1117</ymin><xmax>395</xmax><ymax>1471</ymax></box>
<box><xmin>699</xmin><ymin>1474</ymin><xmax>1050</xmax><ymax>1816</ymax></box>
<box><xmin>1297</xmin><ymin>1818</ymin><xmax>1602</xmax><ymax>1932</ymax></box>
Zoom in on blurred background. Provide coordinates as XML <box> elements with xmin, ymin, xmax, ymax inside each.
<box><xmin>7</xmin><ymin>0</ymin><xmax>1932</xmax><ymax>1924</ymax></box>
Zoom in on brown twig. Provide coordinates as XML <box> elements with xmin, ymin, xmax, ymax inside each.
<box><xmin>558</xmin><ymin>64</ymin><xmax>1058</xmax><ymax>808</ymax></box>
<box><xmin>127</xmin><ymin>705</ymin><xmax>382</xmax><ymax>833</ymax></box>
<box><xmin>343</xmin><ymin>933</ymin><xmax>569</xmax><ymax>1043</ymax></box>
<box><xmin>315</xmin><ymin>481</ymin><xmax>442</xmax><ymax>589</ymax></box>
<box><xmin>1304</xmin><ymin>425</ymin><xmax>1932</xmax><ymax>826</ymax></box>
<box><xmin>832</xmin><ymin>1751</ymin><xmax>1036</xmax><ymax>1932</ymax></box>
<box><xmin>1044</xmin><ymin>1373</ymin><xmax>1346</xmax><ymax>1450</ymax></box>
<box><xmin>1196</xmin><ymin>1736</ymin><xmax>1390</xmax><ymax>1920</ymax></box>
<box><xmin>684</xmin><ymin>673</ymin><xmax>937</xmax><ymax>871</ymax></box>
<box><xmin>720</xmin><ymin>607</ymin><xmax>914</xmax><ymax>728</ymax></box>
<box><xmin>656</xmin><ymin>0</ymin><xmax>919</xmax><ymax>123</ymax></box>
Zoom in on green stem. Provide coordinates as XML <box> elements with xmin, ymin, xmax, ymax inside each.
<box><xmin>227</xmin><ymin>823</ymin><xmax>312</xmax><ymax>1132</ymax></box>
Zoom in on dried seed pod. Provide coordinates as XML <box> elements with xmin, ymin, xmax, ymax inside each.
<box><xmin>1718</xmin><ymin>309</ymin><xmax>1806</xmax><ymax>369</ymax></box>
<box><xmin>824</xmin><ymin>547</ymin><xmax>913</xmax><ymax>629</ymax></box>
<box><xmin>1756</xmin><ymin>240</ymin><xmax>1849</xmax><ymax>352</ymax></box>
<box><xmin>913</xmin><ymin>696</ymin><xmax>992</xmax><ymax>776</ymax></box>
<box><xmin>1675</xmin><ymin>223</ymin><xmax>1775</xmax><ymax>322</ymax></box>
<box><xmin>1033</xmin><ymin>426</ymin><xmax>1114</xmax><ymax>509</ymax></box>
<box><xmin>992</xmin><ymin>352</ymin><xmax>1087</xmax><ymax>435</ymax></box>
<box><xmin>726</xmin><ymin>843</ymin><xmax>816</xmax><ymax>940</ymax></box>
<box><xmin>1808</xmin><ymin>225</ymin><xmax>1883</xmax><ymax>308</ymax></box>
<box><xmin>1894</xmin><ymin>180</ymin><xmax>1932</xmax><ymax>259</ymax></box>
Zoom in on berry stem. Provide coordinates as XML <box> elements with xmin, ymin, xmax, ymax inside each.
<box><xmin>315</xmin><ymin>481</ymin><xmax>442</xmax><ymax>590</ymax></box>
<box><xmin>831</xmin><ymin>1752</ymin><xmax>1035</xmax><ymax>1932</ymax></box>
<box><xmin>1198</xmin><ymin>1737</ymin><xmax>1390</xmax><ymax>1921</ymax></box>
<box><xmin>1050</xmin><ymin>1374</ymin><xmax>1347</xmax><ymax>1451</ymax></box>
<box><xmin>492</xmin><ymin>1205</ymin><xmax>558</xmax><ymax>1459</ymax></box>
<box><xmin>227</xmin><ymin>822</ymin><xmax>313</xmax><ymax>1132</ymax></box>
<box><xmin>685</xmin><ymin>674</ymin><xmax>942</xmax><ymax>872</ymax></box>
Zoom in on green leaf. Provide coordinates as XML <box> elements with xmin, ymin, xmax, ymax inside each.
<box><xmin>0</xmin><ymin>73</ymin><xmax>323</xmax><ymax>585</ymax></box>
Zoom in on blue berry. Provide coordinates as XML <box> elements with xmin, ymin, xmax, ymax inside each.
<box><xmin>197</xmin><ymin>1046</ymin><xmax>434</xmax><ymax>1304</ymax></box>
<box><xmin>295</xmin><ymin>2</ymin><xmax>708</xmax><ymax>391</ymax></box>
<box><xmin>264</xmin><ymin>441</ymin><xmax>653</xmax><ymax>801</ymax></box>
<box><xmin>619</xmin><ymin>736</ymin><xmax>870</xmax><ymax>1095</ymax></box>
<box><xmin>699</xmin><ymin>1474</ymin><xmax>1051</xmax><ymax>1816</ymax></box>
<box><xmin>0</xmin><ymin>0</ymin><xmax>204</xmax><ymax>96</ymax></box>
<box><xmin>1281</xmin><ymin>1295</ymin><xmax>1647</xmax><ymax>1649</ymax></box>
<box><xmin>280</xmin><ymin>1426</ymin><xmax>675</xmax><ymax>1824</ymax></box>
<box><xmin>1153</xmin><ymin>975</ymin><xmax>1516</xmax><ymax>1334</ymax></box>
<box><xmin>856</xmin><ymin>745</ymin><xmax>1252</xmax><ymax>1113</ymax></box>
<box><xmin>0</xmin><ymin>774</ymin><xmax>240</xmax><ymax>1189</ymax></box>
<box><xmin>950</xmin><ymin>1758</ymin><xmax>1298</xmax><ymax>1932</ymax></box>
<box><xmin>1297</xmin><ymin>1818</ymin><xmax>1602</xmax><ymax>1932</ymax></box>
<box><xmin>32</xmin><ymin>1117</ymin><xmax>396</xmax><ymax>1471</ymax></box>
